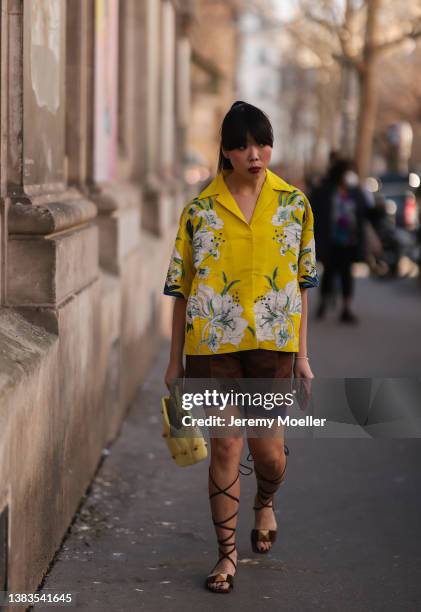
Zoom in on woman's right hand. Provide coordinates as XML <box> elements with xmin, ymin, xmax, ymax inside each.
<box><xmin>164</xmin><ymin>361</ymin><xmax>185</xmax><ymax>391</ymax></box>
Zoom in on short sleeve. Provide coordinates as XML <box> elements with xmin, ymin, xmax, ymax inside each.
<box><xmin>298</xmin><ymin>193</ymin><xmax>319</xmax><ymax>289</ymax></box>
<box><xmin>163</xmin><ymin>206</ymin><xmax>195</xmax><ymax>299</ymax></box>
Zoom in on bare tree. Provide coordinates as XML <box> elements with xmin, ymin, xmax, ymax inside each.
<box><xmin>291</xmin><ymin>0</ymin><xmax>421</xmax><ymax>176</ymax></box>
<box><xmin>355</xmin><ymin>0</ymin><xmax>381</xmax><ymax>177</ymax></box>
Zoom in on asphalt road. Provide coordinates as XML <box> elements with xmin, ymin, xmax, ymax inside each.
<box><xmin>34</xmin><ymin>276</ymin><xmax>421</xmax><ymax>611</ymax></box>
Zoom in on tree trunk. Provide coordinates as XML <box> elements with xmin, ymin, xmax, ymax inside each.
<box><xmin>354</xmin><ymin>0</ymin><xmax>381</xmax><ymax>178</ymax></box>
<box><xmin>340</xmin><ymin>60</ymin><xmax>359</xmax><ymax>157</ymax></box>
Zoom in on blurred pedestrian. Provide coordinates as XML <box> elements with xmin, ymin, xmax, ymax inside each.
<box><xmin>311</xmin><ymin>158</ymin><xmax>367</xmax><ymax>323</ymax></box>
<box><xmin>163</xmin><ymin>101</ymin><xmax>318</xmax><ymax>593</ymax></box>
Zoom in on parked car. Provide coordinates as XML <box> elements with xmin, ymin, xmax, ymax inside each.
<box><xmin>369</xmin><ymin>172</ymin><xmax>420</xmax><ymax>230</ymax></box>
<box><xmin>366</xmin><ymin>173</ymin><xmax>420</xmax><ymax>276</ymax></box>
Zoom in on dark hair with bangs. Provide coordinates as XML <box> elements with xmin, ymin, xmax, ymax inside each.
<box><xmin>218</xmin><ymin>101</ymin><xmax>274</xmax><ymax>173</ymax></box>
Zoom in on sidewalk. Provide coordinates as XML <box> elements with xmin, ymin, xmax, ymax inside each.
<box><xmin>35</xmin><ymin>277</ymin><xmax>421</xmax><ymax>611</ymax></box>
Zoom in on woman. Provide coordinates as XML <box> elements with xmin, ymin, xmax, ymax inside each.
<box><xmin>163</xmin><ymin>101</ymin><xmax>318</xmax><ymax>593</ymax></box>
<box><xmin>311</xmin><ymin>158</ymin><xmax>367</xmax><ymax>323</ymax></box>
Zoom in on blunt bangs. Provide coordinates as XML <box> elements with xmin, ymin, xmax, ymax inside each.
<box><xmin>221</xmin><ymin>103</ymin><xmax>274</xmax><ymax>151</ymax></box>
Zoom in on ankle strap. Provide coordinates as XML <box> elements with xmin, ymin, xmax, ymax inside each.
<box><xmin>217</xmin><ymin>543</ymin><xmax>237</xmax><ymax>572</ymax></box>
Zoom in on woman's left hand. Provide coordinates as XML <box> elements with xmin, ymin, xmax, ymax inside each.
<box><xmin>294</xmin><ymin>359</ymin><xmax>314</xmax><ymax>379</ymax></box>
<box><xmin>293</xmin><ymin>358</ymin><xmax>314</xmax><ymax>411</ymax></box>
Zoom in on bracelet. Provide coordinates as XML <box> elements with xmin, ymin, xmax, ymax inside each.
<box><xmin>295</xmin><ymin>356</ymin><xmax>309</xmax><ymax>360</ymax></box>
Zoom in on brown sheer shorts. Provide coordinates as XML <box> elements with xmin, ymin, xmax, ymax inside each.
<box><xmin>185</xmin><ymin>350</ymin><xmax>294</xmax><ymax>438</ymax></box>
<box><xmin>185</xmin><ymin>349</ymin><xmax>294</xmax><ymax>380</ymax></box>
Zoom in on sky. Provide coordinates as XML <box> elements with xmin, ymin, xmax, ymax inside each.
<box><xmin>271</xmin><ymin>0</ymin><xmax>297</xmax><ymax>21</ymax></box>
<box><xmin>271</xmin><ymin>0</ymin><xmax>349</xmax><ymax>22</ymax></box>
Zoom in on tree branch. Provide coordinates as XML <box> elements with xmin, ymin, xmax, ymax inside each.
<box><xmin>332</xmin><ymin>52</ymin><xmax>364</xmax><ymax>74</ymax></box>
<box><xmin>300</xmin><ymin>1</ymin><xmax>364</xmax><ymax>71</ymax></box>
<box><xmin>300</xmin><ymin>9</ymin><xmax>337</xmax><ymax>35</ymax></box>
<box><xmin>375</xmin><ymin>21</ymin><xmax>421</xmax><ymax>54</ymax></box>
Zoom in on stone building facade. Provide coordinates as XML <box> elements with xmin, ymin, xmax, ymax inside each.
<box><xmin>188</xmin><ymin>0</ymin><xmax>239</xmax><ymax>173</ymax></box>
<box><xmin>0</xmin><ymin>0</ymin><xmax>195</xmax><ymax>598</ymax></box>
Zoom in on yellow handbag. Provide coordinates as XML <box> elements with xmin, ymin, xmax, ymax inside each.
<box><xmin>161</xmin><ymin>385</ymin><xmax>208</xmax><ymax>467</ymax></box>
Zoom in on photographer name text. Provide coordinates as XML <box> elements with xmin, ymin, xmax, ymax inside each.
<box><xmin>182</xmin><ymin>415</ymin><xmax>327</xmax><ymax>428</ymax></box>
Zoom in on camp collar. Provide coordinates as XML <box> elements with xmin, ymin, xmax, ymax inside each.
<box><xmin>197</xmin><ymin>168</ymin><xmax>295</xmax><ymax>225</ymax></box>
<box><xmin>198</xmin><ymin>168</ymin><xmax>294</xmax><ymax>200</ymax></box>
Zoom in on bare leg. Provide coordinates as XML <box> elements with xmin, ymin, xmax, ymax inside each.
<box><xmin>207</xmin><ymin>436</ymin><xmax>243</xmax><ymax>592</ymax></box>
<box><xmin>247</xmin><ymin>436</ymin><xmax>287</xmax><ymax>552</ymax></box>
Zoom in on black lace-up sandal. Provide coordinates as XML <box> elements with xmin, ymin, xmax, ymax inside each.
<box><xmin>250</xmin><ymin>447</ymin><xmax>288</xmax><ymax>554</ymax></box>
<box><xmin>205</xmin><ymin>469</ymin><xmax>240</xmax><ymax>594</ymax></box>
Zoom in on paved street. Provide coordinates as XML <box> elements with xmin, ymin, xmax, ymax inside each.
<box><xmin>35</xmin><ymin>276</ymin><xmax>421</xmax><ymax>611</ymax></box>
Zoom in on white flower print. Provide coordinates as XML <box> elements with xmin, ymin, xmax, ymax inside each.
<box><xmin>301</xmin><ymin>235</ymin><xmax>315</xmax><ymax>256</ymax></box>
<box><xmin>166</xmin><ymin>246</ymin><xmax>183</xmax><ymax>285</ymax></box>
<box><xmin>271</xmin><ymin>207</ymin><xmax>291</xmax><ymax>225</ymax></box>
<box><xmin>187</xmin><ymin>281</ymin><xmax>249</xmax><ymax>353</ymax></box>
<box><xmin>164</xmin><ymin>246</ymin><xmax>187</xmax><ymax>297</ymax></box>
<box><xmin>301</xmin><ymin>257</ymin><xmax>316</xmax><ymax>277</ymax></box>
<box><xmin>197</xmin><ymin>266</ymin><xmax>210</xmax><ymax>279</ymax></box>
<box><xmin>196</xmin><ymin>209</ymin><xmax>224</xmax><ymax>229</ymax></box>
<box><xmin>192</xmin><ymin>228</ymin><xmax>220</xmax><ymax>267</ymax></box>
<box><xmin>188</xmin><ymin>200</ymin><xmax>225</xmax><ymax>268</ymax></box>
<box><xmin>299</xmin><ymin>236</ymin><xmax>318</xmax><ymax>284</ymax></box>
<box><xmin>272</xmin><ymin>192</ymin><xmax>305</xmax><ymax>226</ymax></box>
<box><xmin>277</xmin><ymin>222</ymin><xmax>301</xmax><ymax>256</ymax></box>
<box><xmin>271</xmin><ymin>191</ymin><xmax>304</xmax><ymax>257</ymax></box>
<box><xmin>253</xmin><ymin>275</ymin><xmax>301</xmax><ymax>348</ymax></box>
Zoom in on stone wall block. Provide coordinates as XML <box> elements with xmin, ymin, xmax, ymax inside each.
<box><xmin>97</xmin><ymin>206</ymin><xmax>141</xmax><ymax>274</ymax></box>
<box><xmin>142</xmin><ymin>179</ymin><xmax>186</xmax><ymax>237</ymax></box>
<box><xmin>7</xmin><ymin>224</ymin><xmax>98</xmax><ymax>306</ymax></box>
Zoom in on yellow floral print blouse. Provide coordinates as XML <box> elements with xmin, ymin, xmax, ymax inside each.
<box><xmin>163</xmin><ymin>168</ymin><xmax>318</xmax><ymax>355</ymax></box>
